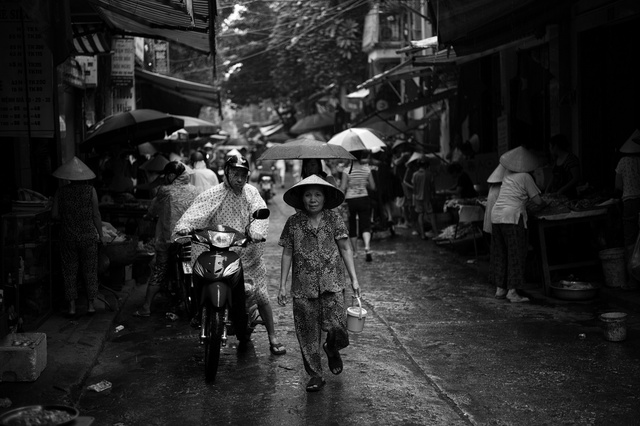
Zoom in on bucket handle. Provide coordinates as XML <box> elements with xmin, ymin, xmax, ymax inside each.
<box><xmin>352</xmin><ymin>296</ymin><xmax>362</xmax><ymax>319</ymax></box>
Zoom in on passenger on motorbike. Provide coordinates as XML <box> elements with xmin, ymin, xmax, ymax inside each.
<box><xmin>174</xmin><ymin>154</ymin><xmax>286</xmax><ymax>355</ymax></box>
<box><xmin>134</xmin><ymin>161</ymin><xmax>200</xmax><ymax>317</ymax></box>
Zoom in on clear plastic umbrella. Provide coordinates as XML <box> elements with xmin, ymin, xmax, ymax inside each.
<box><xmin>328</xmin><ymin>128</ymin><xmax>387</xmax><ymax>152</ymax></box>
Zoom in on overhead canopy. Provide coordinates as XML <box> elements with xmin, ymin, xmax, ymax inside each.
<box><xmin>357</xmin><ymin>64</ymin><xmax>434</xmax><ymax>90</ymax></box>
<box><xmin>135</xmin><ymin>68</ymin><xmax>220</xmax><ymax>108</ymax></box>
<box><xmin>91</xmin><ymin>0</ymin><xmax>215</xmax><ymax>54</ymax></box>
<box><xmin>435</xmin><ymin>0</ymin><xmax>564</xmax><ymax>55</ymax></box>
<box><xmin>72</xmin><ymin>23</ymin><xmax>112</xmax><ymax>55</ymax></box>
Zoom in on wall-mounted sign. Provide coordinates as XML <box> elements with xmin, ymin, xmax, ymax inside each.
<box><xmin>76</xmin><ymin>55</ymin><xmax>98</xmax><ymax>87</ymax></box>
<box><xmin>62</xmin><ymin>57</ymin><xmax>84</xmax><ymax>89</ymax></box>
<box><xmin>153</xmin><ymin>40</ymin><xmax>169</xmax><ymax>74</ymax></box>
<box><xmin>112</xmin><ymin>37</ymin><xmax>135</xmax><ymax>86</ymax></box>
<box><xmin>112</xmin><ymin>85</ymin><xmax>135</xmax><ymax>114</ymax></box>
<box><xmin>0</xmin><ymin>1</ymin><xmax>55</xmax><ymax>137</ymax></box>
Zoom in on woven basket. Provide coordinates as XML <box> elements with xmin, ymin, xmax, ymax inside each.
<box><xmin>102</xmin><ymin>238</ymin><xmax>137</xmax><ymax>265</ymax></box>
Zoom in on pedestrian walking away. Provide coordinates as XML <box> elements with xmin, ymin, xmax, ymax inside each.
<box><xmin>175</xmin><ymin>154</ymin><xmax>286</xmax><ymax>355</ymax></box>
<box><xmin>278</xmin><ymin>175</ymin><xmax>361</xmax><ymax>392</ymax></box>
<box><xmin>52</xmin><ymin>157</ymin><xmax>104</xmax><ymax>317</ymax></box>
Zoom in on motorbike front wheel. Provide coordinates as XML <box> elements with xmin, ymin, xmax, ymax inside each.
<box><xmin>204</xmin><ymin>304</ymin><xmax>225</xmax><ymax>382</ymax></box>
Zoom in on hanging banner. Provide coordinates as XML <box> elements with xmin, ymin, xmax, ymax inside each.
<box><xmin>0</xmin><ymin>0</ymin><xmax>55</xmax><ymax>138</ymax></box>
<box><xmin>111</xmin><ymin>37</ymin><xmax>135</xmax><ymax>86</ymax></box>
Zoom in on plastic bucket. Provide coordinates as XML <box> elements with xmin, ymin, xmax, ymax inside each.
<box><xmin>346</xmin><ymin>297</ymin><xmax>367</xmax><ymax>333</ymax></box>
<box><xmin>598</xmin><ymin>248</ymin><xmax>627</xmax><ymax>288</ymax></box>
<box><xmin>600</xmin><ymin>312</ymin><xmax>627</xmax><ymax>342</ymax></box>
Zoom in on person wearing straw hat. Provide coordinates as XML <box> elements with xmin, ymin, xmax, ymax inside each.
<box><xmin>615</xmin><ymin>129</ymin><xmax>640</xmax><ymax>289</ymax></box>
<box><xmin>277</xmin><ymin>175</ymin><xmax>361</xmax><ymax>392</ymax></box>
<box><xmin>134</xmin><ymin>161</ymin><xmax>200</xmax><ymax>317</ymax></box>
<box><xmin>490</xmin><ymin>146</ymin><xmax>546</xmax><ymax>303</ymax></box>
<box><xmin>52</xmin><ymin>156</ymin><xmax>104</xmax><ymax>317</ymax></box>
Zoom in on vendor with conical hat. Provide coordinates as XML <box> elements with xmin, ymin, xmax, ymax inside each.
<box><xmin>52</xmin><ymin>156</ymin><xmax>104</xmax><ymax>316</ymax></box>
<box><xmin>490</xmin><ymin>146</ymin><xmax>545</xmax><ymax>303</ymax></box>
<box><xmin>482</xmin><ymin>164</ymin><xmax>506</xmax><ymax>235</ymax></box>
<box><xmin>615</xmin><ymin>129</ymin><xmax>640</xmax><ymax>289</ymax></box>
<box><xmin>277</xmin><ymin>175</ymin><xmax>361</xmax><ymax>392</ymax></box>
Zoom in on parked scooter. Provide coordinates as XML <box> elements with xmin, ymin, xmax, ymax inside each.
<box><xmin>173</xmin><ymin>208</ymin><xmax>270</xmax><ymax>382</ymax></box>
<box><xmin>256</xmin><ymin>165</ymin><xmax>275</xmax><ymax>202</ymax></box>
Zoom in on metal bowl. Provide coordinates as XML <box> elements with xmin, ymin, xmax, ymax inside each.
<box><xmin>550</xmin><ymin>281</ymin><xmax>601</xmax><ymax>301</ymax></box>
<box><xmin>0</xmin><ymin>405</ymin><xmax>79</xmax><ymax>426</ymax></box>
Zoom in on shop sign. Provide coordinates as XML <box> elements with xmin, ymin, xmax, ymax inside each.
<box><xmin>0</xmin><ymin>1</ymin><xmax>55</xmax><ymax>138</ymax></box>
<box><xmin>62</xmin><ymin>57</ymin><xmax>84</xmax><ymax>89</ymax></box>
<box><xmin>153</xmin><ymin>40</ymin><xmax>169</xmax><ymax>74</ymax></box>
<box><xmin>112</xmin><ymin>85</ymin><xmax>136</xmax><ymax>114</ymax></box>
<box><xmin>111</xmin><ymin>37</ymin><xmax>135</xmax><ymax>86</ymax></box>
<box><xmin>76</xmin><ymin>55</ymin><xmax>98</xmax><ymax>87</ymax></box>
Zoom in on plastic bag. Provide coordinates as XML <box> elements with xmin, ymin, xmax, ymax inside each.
<box><xmin>630</xmin><ymin>234</ymin><xmax>640</xmax><ymax>281</ymax></box>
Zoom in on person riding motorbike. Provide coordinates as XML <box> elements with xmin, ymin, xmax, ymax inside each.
<box><xmin>174</xmin><ymin>154</ymin><xmax>286</xmax><ymax>355</ymax></box>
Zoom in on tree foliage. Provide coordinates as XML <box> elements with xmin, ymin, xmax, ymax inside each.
<box><xmin>217</xmin><ymin>0</ymin><xmax>368</xmax><ymax>108</ymax></box>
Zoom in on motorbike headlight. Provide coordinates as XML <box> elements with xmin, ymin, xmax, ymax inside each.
<box><xmin>207</xmin><ymin>230</ymin><xmax>235</xmax><ymax>248</ymax></box>
<box><xmin>223</xmin><ymin>258</ymin><xmax>241</xmax><ymax>276</ymax></box>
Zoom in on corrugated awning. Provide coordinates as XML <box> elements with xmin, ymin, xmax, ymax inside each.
<box><xmin>72</xmin><ymin>23</ymin><xmax>111</xmax><ymax>55</ymax></box>
<box><xmin>92</xmin><ymin>0</ymin><xmax>214</xmax><ymax>54</ymax></box>
<box><xmin>135</xmin><ymin>68</ymin><xmax>219</xmax><ymax>106</ymax></box>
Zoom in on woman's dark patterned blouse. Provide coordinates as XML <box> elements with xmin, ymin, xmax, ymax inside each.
<box><xmin>279</xmin><ymin>209</ymin><xmax>349</xmax><ymax>299</ymax></box>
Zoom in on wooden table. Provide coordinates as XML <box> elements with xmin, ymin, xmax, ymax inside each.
<box><xmin>533</xmin><ymin>208</ymin><xmax>609</xmax><ymax>295</ymax></box>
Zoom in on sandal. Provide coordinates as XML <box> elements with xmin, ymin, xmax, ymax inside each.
<box><xmin>306</xmin><ymin>376</ymin><xmax>325</xmax><ymax>392</ymax></box>
<box><xmin>323</xmin><ymin>342</ymin><xmax>343</xmax><ymax>375</ymax></box>
<box><xmin>269</xmin><ymin>342</ymin><xmax>286</xmax><ymax>356</ymax></box>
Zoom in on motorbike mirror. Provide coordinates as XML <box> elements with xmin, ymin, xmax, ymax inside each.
<box><xmin>252</xmin><ymin>208</ymin><xmax>270</xmax><ymax>220</ymax></box>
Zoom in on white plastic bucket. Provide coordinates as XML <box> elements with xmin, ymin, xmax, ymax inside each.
<box><xmin>346</xmin><ymin>297</ymin><xmax>367</xmax><ymax>333</ymax></box>
<box><xmin>600</xmin><ymin>312</ymin><xmax>627</xmax><ymax>342</ymax></box>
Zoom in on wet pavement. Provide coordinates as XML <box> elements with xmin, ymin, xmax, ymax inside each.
<box><xmin>73</xmin><ymin>180</ymin><xmax>640</xmax><ymax>426</ymax></box>
<box><xmin>2</xmin><ymin>176</ymin><xmax>639</xmax><ymax>425</ymax></box>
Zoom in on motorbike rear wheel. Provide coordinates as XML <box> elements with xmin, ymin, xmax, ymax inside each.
<box><xmin>204</xmin><ymin>304</ymin><xmax>225</xmax><ymax>382</ymax></box>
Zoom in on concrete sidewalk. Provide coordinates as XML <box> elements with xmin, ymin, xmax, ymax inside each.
<box><xmin>0</xmin><ymin>280</ymin><xmax>137</xmax><ymax>411</ymax></box>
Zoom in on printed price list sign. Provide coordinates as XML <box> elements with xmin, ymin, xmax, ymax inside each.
<box><xmin>0</xmin><ymin>1</ymin><xmax>54</xmax><ymax>138</ymax></box>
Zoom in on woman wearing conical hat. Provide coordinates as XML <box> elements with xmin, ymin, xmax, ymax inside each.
<box><xmin>490</xmin><ymin>147</ymin><xmax>546</xmax><ymax>303</ymax></box>
<box><xmin>52</xmin><ymin>157</ymin><xmax>104</xmax><ymax>317</ymax></box>
<box><xmin>615</xmin><ymin>129</ymin><xmax>640</xmax><ymax>289</ymax></box>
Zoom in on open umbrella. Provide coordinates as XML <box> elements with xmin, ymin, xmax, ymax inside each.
<box><xmin>328</xmin><ymin>128</ymin><xmax>387</xmax><ymax>152</ymax></box>
<box><xmin>290</xmin><ymin>112</ymin><xmax>334</xmax><ymax>135</ymax></box>
<box><xmin>257</xmin><ymin>137</ymin><xmax>356</xmax><ymax>161</ymax></box>
<box><xmin>81</xmin><ymin>109</ymin><xmax>184</xmax><ymax>152</ymax></box>
<box><xmin>170</xmin><ymin>115</ymin><xmax>220</xmax><ymax>137</ymax></box>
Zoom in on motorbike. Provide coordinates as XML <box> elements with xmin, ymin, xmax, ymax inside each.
<box><xmin>173</xmin><ymin>208</ymin><xmax>270</xmax><ymax>382</ymax></box>
<box><xmin>256</xmin><ymin>165</ymin><xmax>275</xmax><ymax>202</ymax></box>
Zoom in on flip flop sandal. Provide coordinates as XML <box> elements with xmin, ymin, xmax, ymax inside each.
<box><xmin>133</xmin><ymin>310</ymin><xmax>151</xmax><ymax>317</ymax></box>
<box><xmin>269</xmin><ymin>342</ymin><xmax>286</xmax><ymax>355</ymax></box>
<box><xmin>306</xmin><ymin>377</ymin><xmax>325</xmax><ymax>392</ymax></box>
<box><xmin>323</xmin><ymin>342</ymin><xmax>343</xmax><ymax>375</ymax></box>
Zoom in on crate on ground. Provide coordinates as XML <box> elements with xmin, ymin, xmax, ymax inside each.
<box><xmin>0</xmin><ymin>332</ymin><xmax>47</xmax><ymax>382</ymax></box>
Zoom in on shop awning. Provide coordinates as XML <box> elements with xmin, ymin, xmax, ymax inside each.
<box><xmin>435</xmin><ymin>0</ymin><xmax>563</xmax><ymax>55</ymax></box>
<box><xmin>72</xmin><ymin>23</ymin><xmax>111</xmax><ymax>55</ymax></box>
<box><xmin>135</xmin><ymin>68</ymin><xmax>219</xmax><ymax>106</ymax></box>
<box><xmin>91</xmin><ymin>0</ymin><xmax>215</xmax><ymax>54</ymax></box>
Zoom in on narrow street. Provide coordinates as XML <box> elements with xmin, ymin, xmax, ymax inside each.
<box><xmin>76</xmin><ymin>183</ymin><xmax>640</xmax><ymax>426</ymax></box>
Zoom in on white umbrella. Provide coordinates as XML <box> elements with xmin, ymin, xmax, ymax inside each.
<box><xmin>328</xmin><ymin>128</ymin><xmax>387</xmax><ymax>152</ymax></box>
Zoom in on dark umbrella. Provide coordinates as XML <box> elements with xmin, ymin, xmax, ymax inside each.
<box><xmin>257</xmin><ymin>137</ymin><xmax>355</xmax><ymax>161</ymax></box>
<box><xmin>289</xmin><ymin>112</ymin><xmax>334</xmax><ymax>135</ymax></box>
<box><xmin>81</xmin><ymin>109</ymin><xmax>184</xmax><ymax>152</ymax></box>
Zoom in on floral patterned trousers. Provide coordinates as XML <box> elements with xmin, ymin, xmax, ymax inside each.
<box><xmin>292</xmin><ymin>291</ymin><xmax>349</xmax><ymax>378</ymax></box>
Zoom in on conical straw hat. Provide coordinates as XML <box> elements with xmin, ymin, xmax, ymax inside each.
<box><xmin>486</xmin><ymin>164</ymin><xmax>506</xmax><ymax>183</ymax></box>
<box><xmin>499</xmin><ymin>146</ymin><xmax>539</xmax><ymax>173</ymax></box>
<box><xmin>406</xmin><ymin>152</ymin><xmax>425</xmax><ymax>165</ymax></box>
<box><xmin>283</xmin><ymin>174</ymin><xmax>345</xmax><ymax>210</ymax></box>
<box><xmin>619</xmin><ymin>129</ymin><xmax>640</xmax><ymax>154</ymax></box>
<box><xmin>52</xmin><ymin>156</ymin><xmax>96</xmax><ymax>180</ymax></box>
